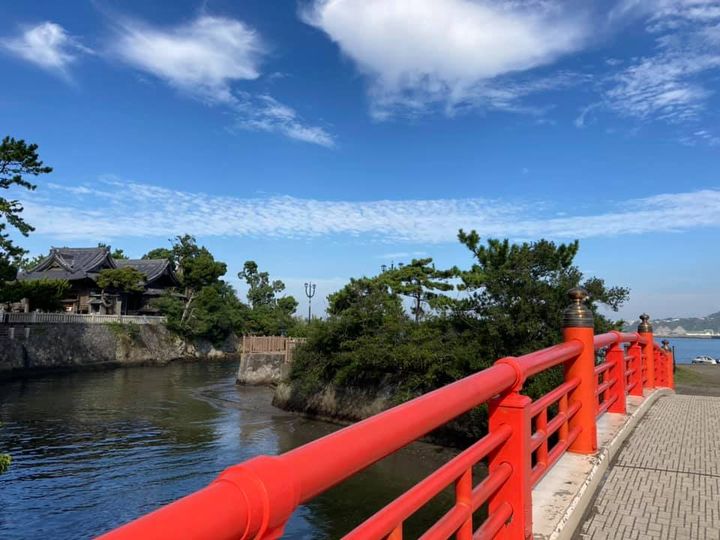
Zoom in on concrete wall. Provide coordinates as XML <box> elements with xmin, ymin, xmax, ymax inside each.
<box><xmin>236</xmin><ymin>352</ymin><xmax>289</xmax><ymax>385</ymax></box>
<box><xmin>0</xmin><ymin>324</ymin><xmax>239</xmax><ymax>379</ymax></box>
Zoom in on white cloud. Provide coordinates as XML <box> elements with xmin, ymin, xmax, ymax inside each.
<box><xmin>303</xmin><ymin>0</ymin><xmax>589</xmax><ymax>118</ymax></box>
<box><xmin>233</xmin><ymin>94</ymin><xmax>335</xmax><ymax>147</ymax></box>
<box><xmin>599</xmin><ymin>0</ymin><xmax>720</xmax><ymax>140</ymax></box>
<box><xmin>680</xmin><ymin>128</ymin><xmax>720</xmax><ymax>146</ymax></box>
<box><xmin>611</xmin><ymin>0</ymin><xmax>720</xmax><ymax>25</ymax></box>
<box><xmin>605</xmin><ymin>53</ymin><xmax>720</xmax><ymax>123</ymax></box>
<box><xmin>19</xmin><ymin>179</ymin><xmax>720</xmax><ymax>244</ymax></box>
<box><xmin>114</xmin><ymin>15</ymin><xmax>262</xmax><ymax>103</ymax></box>
<box><xmin>3</xmin><ymin>22</ymin><xmax>89</xmax><ymax>76</ymax></box>
<box><xmin>112</xmin><ymin>15</ymin><xmax>334</xmax><ymax>146</ymax></box>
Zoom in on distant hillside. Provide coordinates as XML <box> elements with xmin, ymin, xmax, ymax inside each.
<box><xmin>625</xmin><ymin>312</ymin><xmax>720</xmax><ymax>336</ymax></box>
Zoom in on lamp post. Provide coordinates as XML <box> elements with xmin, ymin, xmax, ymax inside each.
<box><xmin>304</xmin><ymin>282</ymin><xmax>316</xmax><ymax>322</ymax></box>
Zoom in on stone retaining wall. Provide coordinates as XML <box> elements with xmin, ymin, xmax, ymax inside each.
<box><xmin>0</xmin><ymin>324</ymin><xmax>239</xmax><ymax>379</ymax></box>
<box><xmin>236</xmin><ymin>352</ymin><xmax>290</xmax><ymax>385</ymax></box>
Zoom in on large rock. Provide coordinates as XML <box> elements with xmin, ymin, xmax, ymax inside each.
<box><xmin>272</xmin><ymin>380</ymin><xmax>396</xmax><ymax>422</ymax></box>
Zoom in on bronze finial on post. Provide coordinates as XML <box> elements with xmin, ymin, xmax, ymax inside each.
<box><xmin>638</xmin><ymin>313</ymin><xmax>652</xmax><ymax>333</ymax></box>
<box><xmin>562</xmin><ymin>287</ymin><xmax>594</xmax><ymax>328</ymax></box>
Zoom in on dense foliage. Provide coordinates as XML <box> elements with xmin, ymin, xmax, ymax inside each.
<box><xmin>0</xmin><ymin>278</ymin><xmax>70</xmax><ymax>312</ymax></box>
<box><xmin>0</xmin><ymin>136</ymin><xmax>52</xmax><ymax>282</ymax></box>
<box><xmin>97</xmin><ymin>243</ymin><xmax>127</xmax><ymax>260</ymax></box>
<box><xmin>0</xmin><ymin>135</ymin><xmax>53</xmax><ymax>472</ymax></box>
<box><xmin>238</xmin><ymin>261</ymin><xmax>299</xmax><ymax>335</ymax></box>
<box><xmin>144</xmin><ymin>237</ymin><xmax>300</xmax><ymax>344</ymax></box>
<box><xmin>97</xmin><ymin>267</ymin><xmax>145</xmax><ymax>293</ymax></box>
<box><xmin>289</xmin><ymin>234</ymin><xmax>629</xmax><ymax>442</ymax></box>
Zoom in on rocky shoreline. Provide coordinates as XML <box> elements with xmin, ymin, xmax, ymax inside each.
<box><xmin>0</xmin><ymin>323</ymin><xmax>239</xmax><ymax>380</ymax></box>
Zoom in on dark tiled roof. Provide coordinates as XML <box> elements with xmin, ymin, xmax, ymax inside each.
<box><xmin>19</xmin><ymin>247</ymin><xmax>115</xmax><ymax>281</ymax></box>
<box><xmin>116</xmin><ymin>259</ymin><xmax>174</xmax><ymax>284</ymax></box>
<box><xmin>19</xmin><ymin>248</ymin><xmax>180</xmax><ymax>289</ymax></box>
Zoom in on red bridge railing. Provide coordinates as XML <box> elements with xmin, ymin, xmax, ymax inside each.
<box><xmin>100</xmin><ymin>289</ymin><xmax>674</xmax><ymax>540</ymax></box>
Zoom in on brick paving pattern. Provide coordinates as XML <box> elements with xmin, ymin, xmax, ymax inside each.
<box><xmin>576</xmin><ymin>395</ymin><xmax>720</xmax><ymax>540</ymax></box>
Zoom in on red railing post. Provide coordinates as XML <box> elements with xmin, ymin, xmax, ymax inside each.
<box><xmin>662</xmin><ymin>340</ymin><xmax>675</xmax><ymax>389</ymax></box>
<box><xmin>638</xmin><ymin>314</ymin><xmax>655</xmax><ymax>389</ymax></box>
<box><xmin>562</xmin><ymin>287</ymin><xmax>597</xmax><ymax>454</ymax></box>
<box><xmin>627</xmin><ymin>340</ymin><xmax>643</xmax><ymax>396</ymax></box>
<box><xmin>488</xmin><ymin>364</ymin><xmax>532</xmax><ymax>540</ymax></box>
<box><xmin>654</xmin><ymin>348</ymin><xmax>666</xmax><ymax>387</ymax></box>
<box><xmin>607</xmin><ymin>332</ymin><xmax>626</xmax><ymax>414</ymax></box>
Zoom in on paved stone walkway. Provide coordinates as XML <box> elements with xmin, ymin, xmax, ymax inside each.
<box><xmin>576</xmin><ymin>395</ymin><xmax>720</xmax><ymax>540</ymax></box>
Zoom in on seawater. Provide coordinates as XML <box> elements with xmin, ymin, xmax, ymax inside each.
<box><xmin>660</xmin><ymin>337</ymin><xmax>720</xmax><ymax>363</ymax></box>
<box><xmin>0</xmin><ymin>362</ymin><xmax>457</xmax><ymax>539</ymax></box>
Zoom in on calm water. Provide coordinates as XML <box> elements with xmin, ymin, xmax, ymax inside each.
<box><xmin>0</xmin><ymin>362</ymin><xmax>457</xmax><ymax>539</ymax></box>
<box><xmin>661</xmin><ymin>337</ymin><xmax>720</xmax><ymax>363</ymax></box>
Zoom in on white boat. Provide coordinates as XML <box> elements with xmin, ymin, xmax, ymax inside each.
<box><xmin>692</xmin><ymin>355</ymin><xmax>718</xmax><ymax>365</ymax></box>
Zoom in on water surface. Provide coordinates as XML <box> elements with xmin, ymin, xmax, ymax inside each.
<box><xmin>662</xmin><ymin>337</ymin><xmax>720</xmax><ymax>363</ymax></box>
<box><xmin>0</xmin><ymin>362</ymin><xmax>457</xmax><ymax>539</ymax></box>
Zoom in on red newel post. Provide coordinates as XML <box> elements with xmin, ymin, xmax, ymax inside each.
<box><xmin>638</xmin><ymin>314</ymin><xmax>655</xmax><ymax>389</ymax></box>
<box><xmin>662</xmin><ymin>340</ymin><xmax>675</xmax><ymax>389</ymax></box>
<box><xmin>488</xmin><ymin>382</ymin><xmax>532</xmax><ymax>540</ymax></box>
<box><xmin>607</xmin><ymin>332</ymin><xmax>627</xmax><ymax>414</ymax></box>
<box><xmin>562</xmin><ymin>287</ymin><xmax>597</xmax><ymax>454</ymax></box>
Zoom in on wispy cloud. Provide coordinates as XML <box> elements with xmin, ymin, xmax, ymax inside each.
<box><xmin>232</xmin><ymin>94</ymin><xmax>335</xmax><ymax>147</ymax></box>
<box><xmin>595</xmin><ymin>0</ymin><xmax>720</xmax><ymax>143</ymax></box>
<box><xmin>19</xmin><ymin>179</ymin><xmax>720</xmax><ymax>243</ymax></box>
<box><xmin>604</xmin><ymin>50</ymin><xmax>720</xmax><ymax>124</ymax></box>
<box><xmin>303</xmin><ymin>0</ymin><xmax>591</xmax><ymax>119</ymax></box>
<box><xmin>2</xmin><ymin>22</ymin><xmax>90</xmax><ymax>77</ymax></box>
<box><xmin>112</xmin><ymin>15</ymin><xmax>334</xmax><ymax>146</ymax></box>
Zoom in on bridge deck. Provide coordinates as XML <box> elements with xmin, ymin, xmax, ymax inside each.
<box><xmin>576</xmin><ymin>395</ymin><xmax>720</xmax><ymax>540</ymax></box>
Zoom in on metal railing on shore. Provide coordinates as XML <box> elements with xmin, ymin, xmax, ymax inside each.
<box><xmin>99</xmin><ymin>289</ymin><xmax>674</xmax><ymax>540</ymax></box>
<box><xmin>0</xmin><ymin>312</ymin><xmax>166</xmax><ymax>325</ymax></box>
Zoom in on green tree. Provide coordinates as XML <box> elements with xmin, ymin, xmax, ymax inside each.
<box><xmin>184</xmin><ymin>282</ymin><xmax>249</xmax><ymax>344</ymax></box>
<box><xmin>171</xmin><ymin>235</ymin><xmax>227</xmax><ymax>323</ymax></box>
<box><xmin>238</xmin><ymin>260</ymin><xmax>298</xmax><ymax>334</ymax></box>
<box><xmin>97</xmin><ymin>267</ymin><xmax>145</xmax><ymax>314</ymax></box>
<box><xmin>381</xmin><ymin>258</ymin><xmax>457</xmax><ymax>322</ymax></box>
<box><xmin>18</xmin><ymin>253</ymin><xmax>46</xmax><ymax>272</ymax></box>
<box><xmin>239</xmin><ymin>261</ymin><xmax>287</xmax><ymax>309</ymax></box>
<box><xmin>148</xmin><ymin>236</ymin><xmax>247</xmax><ymax>345</ymax></box>
<box><xmin>97</xmin><ymin>267</ymin><xmax>145</xmax><ymax>293</ymax></box>
<box><xmin>455</xmin><ymin>231</ymin><xmax>629</xmax><ymax>358</ymax></box>
<box><xmin>142</xmin><ymin>247</ymin><xmax>173</xmax><ymax>262</ymax></box>
<box><xmin>0</xmin><ymin>279</ymin><xmax>70</xmax><ymax>311</ymax></box>
<box><xmin>0</xmin><ymin>136</ymin><xmax>52</xmax><ymax>281</ymax></box>
<box><xmin>97</xmin><ymin>243</ymin><xmax>128</xmax><ymax>260</ymax></box>
<box><xmin>292</xmin><ymin>276</ymin><xmax>410</xmax><ymax>387</ymax></box>
<box><xmin>287</xmin><ymin>233</ymin><xmax>630</xmax><ymax>445</ymax></box>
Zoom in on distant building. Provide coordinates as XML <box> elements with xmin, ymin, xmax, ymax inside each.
<box><xmin>18</xmin><ymin>247</ymin><xmax>181</xmax><ymax>315</ymax></box>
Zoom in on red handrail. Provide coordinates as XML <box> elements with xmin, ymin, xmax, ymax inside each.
<box><xmin>100</xmin><ymin>295</ymin><xmax>675</xmax><ymax>540</ymax></box>
<box><xmin>344</xmin><ymin>426</ymin><xmax>512</xmax><ymax>539</ymax></box>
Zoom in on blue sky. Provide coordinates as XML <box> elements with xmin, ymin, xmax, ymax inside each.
<box><xmin>2</xmin><ymin>0</ymin><xmax>720</xmax><ymax>320</ymax></box>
